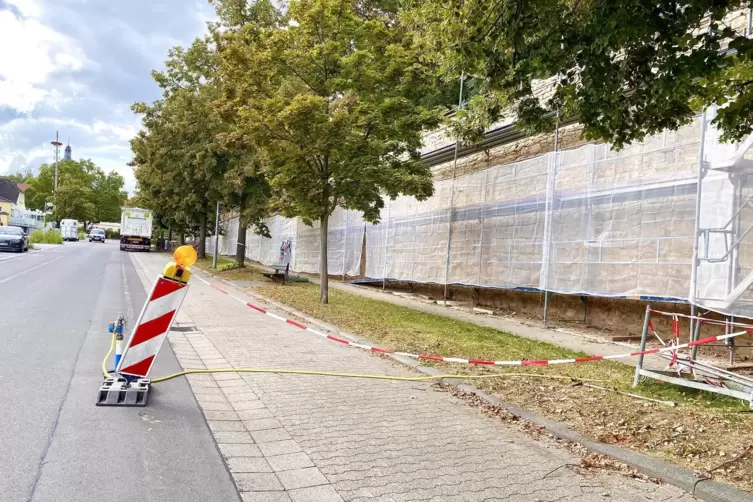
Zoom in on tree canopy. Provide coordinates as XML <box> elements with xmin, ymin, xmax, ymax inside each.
<box><xmin>404</xmin><ymin>0</ymin><xmax>753</xmax><ymax>147</ymax></box>
<box><xmin>22</xmin><ymin>159</ymin><xmax>126</xmax><ymax>224</ymax></box>
<box><xmin>214</xmin><ymin>0</ymin><xmax>447</xmax><ymax>302</ymax></box>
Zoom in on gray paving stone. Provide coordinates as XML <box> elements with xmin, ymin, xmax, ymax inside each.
<box><xmin>227</xmin><ymin>457</ymin><xmax>273</xmax><ymax>473</ymax></box>
<box><xmin>195</xmin><ymin>393</ymin><xmax>229</xmax><ymax>403</ymax></box>
<box><xmin>276</xmin><ymin>467</ymin><xmax>329</xmax><ymax>490</ymax></box>
<box><xmin>203</xmin><ymin>410</ymin><xmax>241</xmax><ymax>421</ymax></box>
<box><xmin>241</xmin><ymin>492</ymin><xmax>291</xmax><ymax>502</ymax></box>
<box><xmin>214</xmin><ymin>431</ymin><xmax>254</xmax><ymax>444</ymax></box>
<box><xmin>257</xmin><ymin>440</ymin><xmax>303</xmax><ymax>457</ymax></box>
<box><xmin>288</xmin><ymin>485</ymin><xmax>343</xmax><ymax>502</ymax></box>
<box><xmin>218</xmin><ymin>443</ymin><xmax>263</xmax><ymax>458</ymax></box>
<box><xmin>209</xmin><ymin>420</ymin><xmax>246</xmax><ymax>432</ymax></box>
<box><xmin>233</xmin><ymin>400</ymin><xmax>268</xmax><ymax>411</ymax></box>
<box><xmin>226</xmin><ymin>392</ymin><xmax>261</xmax><ymax>403</ymax></box>
<box><xmin>266</xmin><ymin>452</ymin><xmax>314</xmax><ymax>472</ymax></box>
<box><xmin>234</xmin><ymin>472</ymin><xmax>284</xmax><ymax>492</ymax></box>
<box><xmin>237</xmin><ymin>408</ymin><xmax>275</xmax><ymax>420</ymax></box>
<box><xmin>244</xmin><ymin>418</ymin><xmax>283</xmax><ymax>431</ymax></box>
<box><xmin>250</xmin><ymin>428</ymin><xmax>292</xmax><ymax>443</ymax></box>
<box><xmin>198</xmin><ymin>401</ymin><xmax>233</xmax><ymax>412</ymax></box>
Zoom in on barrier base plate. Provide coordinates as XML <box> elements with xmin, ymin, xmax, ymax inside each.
<box><xmin>96</xmin><ymin>376</ymin><xmax>151</xmax><ymax>406</ymax></box>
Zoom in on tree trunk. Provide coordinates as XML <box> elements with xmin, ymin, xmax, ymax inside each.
<box><xmin>167</xmin><ymin>227</ymin><xmax>172</xmax><ymax>251</ymax></box>
<box><xmin>180</xmin><ymin>233</ymin><xmax>186</xmax><ymax>245</ymax></box>
<box><xmin>198</xmin><ymin>210</ymin><xmax>207</xmax><ymax>259</ymax></box>
<box><xmin>319</xmin><ymin>213</ymin><xmax>329</xmax><ymax>304</ymax></box>
<box><xmin>236</xmin><ymin>198</ymin><xmax>246</xmax><ymax>267</ymax></box>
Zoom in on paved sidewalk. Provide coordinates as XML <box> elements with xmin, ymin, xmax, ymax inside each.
<box><xmin>131</xmin><ymin>253</ymin><xmax>694</xmax><ymax>502</ymax></box>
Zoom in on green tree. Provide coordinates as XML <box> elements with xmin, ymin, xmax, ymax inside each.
<box><xmin>92</xmin><ymin>171</ymin><xmax>128</xmax><ymax>222</ymax></box>
<box><xmin>404</xmin><ymin>1</ymin><xmax>753</xmax><ymax>147</ymax></box>
<box><xmin>53</xmin><ymin>183</ymin><xmax>95</xmax><ymax>223</ymax></box>
<box><xmin>25</xmin><ymin>159</ymin><xmax>124</xmax><ymax>225</ymax></box>
<box><xmin>133</xmin><ymin>39</ymin><xmax>229</xmax><ymax>259</ymax></box>
<box><xmin>217</xmin><ymin>0</ymin><xmax>445</xmax><ymax>303</ymax></box>
<box><xmin>133</xmin><ymin>26</ymin><xmax>274</xmax><ymax>262</ymax></box>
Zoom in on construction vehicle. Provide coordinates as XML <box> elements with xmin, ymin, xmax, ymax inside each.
<box><xmin>120</xmin><ymin>208</ymin><xmax>152</xmax><ymax>251</ymax></box>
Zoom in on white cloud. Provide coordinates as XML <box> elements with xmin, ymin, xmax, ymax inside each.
<box><xmin>0</xmin><ymin>0</ymin><xmax>217</xmax><ymax>195</ymax></box>
<box><xmin>0</xmin><ymin>6</ymin><xmax>88</xmax><ymax>113</ymax></box>
<box><xmin>92</xmin><ymin>121</ymin><xmax>138</xmax><ymax>142</ymax></box>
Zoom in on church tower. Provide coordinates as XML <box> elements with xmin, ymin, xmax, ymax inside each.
<box><xmin>64</xmin><ymin>141</ymin><xmax>72</xmax><ymax>161</ymax></box>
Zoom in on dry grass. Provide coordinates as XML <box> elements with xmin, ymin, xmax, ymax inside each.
<box><xmin>254</xmin><ymin>282</ymin><xmax>753</xmax><ymax>492</ymax></box>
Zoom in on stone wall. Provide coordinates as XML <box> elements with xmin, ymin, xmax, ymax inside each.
<box><xmin>432</xmin><ymin>123</ymin><xmax>587</xmax><ymax>181</ymax></box>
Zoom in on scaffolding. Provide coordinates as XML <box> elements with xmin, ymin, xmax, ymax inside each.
<box><xmin>209</xmin><ymin>118</ymin><xmax>704</xmax><ymax>300</ymax></box>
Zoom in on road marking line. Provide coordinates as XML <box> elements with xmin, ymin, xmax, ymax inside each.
<box><xmin>0</xmin><ymin>247</ymin><xmax>55</xmax><ymax>262</ymax></box>
<box><xmin>0</xmin><ymin>256</ymin><xmax>64</xmax><ymax>284</ymax></box>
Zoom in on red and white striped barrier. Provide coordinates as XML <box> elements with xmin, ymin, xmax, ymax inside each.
<box><xmin>193</xmin><ymin>274</ymin><xmax>753</xmax><ymax>367</ymax></box>
<box><xmin>118</xmin><ymin>276</ymin><xmax>189</xmax><ymax>377</ymax></box>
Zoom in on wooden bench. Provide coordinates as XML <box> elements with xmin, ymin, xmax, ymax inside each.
<box><xmin>263</xmin><ymin>263</ymin><xmax>290</xmax><ymax>283</ymax></box>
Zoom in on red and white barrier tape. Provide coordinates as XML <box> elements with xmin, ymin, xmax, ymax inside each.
<box><xmin>194</xmin><ymin>275</ymin><xmax>751</xmax><ymax>367</ymax></box>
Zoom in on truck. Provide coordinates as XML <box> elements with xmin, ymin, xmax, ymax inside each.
<box><xmin>60</xmin><ymin>219</ymin><xmax>80</xmax><ymax>241</ymax></box>
<box><xmin>120</xmin><ymin>208</ymin><xmax>153</xmax><ymax>251</ymax></box>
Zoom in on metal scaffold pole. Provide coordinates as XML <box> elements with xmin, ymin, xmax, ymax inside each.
<box><xmin>542</xmin><ymin>115</ymin><xmax>560</xmax><ymax>327</ymax></box>
<box><xmin>689</xmin><ymin>111</ymin><xmax>707</xmax><ymax>359</ymax></box>
<box><xmin>382</xmin><ymin>204</ymin><xmax>390</xmax><ymax>291</ymax></box>
<box><xmin>443</xmin><ymin>73</ymin><xmax>465</xmax><ymax>304</ymax></box>
<box><xmin>212</xmin><ymin>201</ymin><xmax>220</xmax><ymax>269</ymax></box>
<box><xmin>342</xmin><ymin>211</ymin><xmax>348</xmax><ymax>282</ymax></box>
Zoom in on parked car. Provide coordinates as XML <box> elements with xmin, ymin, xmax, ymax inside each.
<box><xmin>0</xmin><ymin>226</ymin><xmax>29</xmax><ymax>252</ymax></box>
<box><xmin>89</xmin><ymin>229</ymin><xmax>106</xmax><ymax>243</ymax></box>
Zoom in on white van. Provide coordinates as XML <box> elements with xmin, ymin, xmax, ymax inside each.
<box><xmin>60</xmin><ymin>219</ymin><xmax>80</xmax><ymax>241</ymax></box>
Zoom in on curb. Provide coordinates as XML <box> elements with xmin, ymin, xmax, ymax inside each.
<box><xmin>199</xmin><ymin>270</ymin><xmax>752</xmax><ymax>502</ymax></box>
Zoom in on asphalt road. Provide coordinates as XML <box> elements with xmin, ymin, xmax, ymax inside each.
<box><xmin>0</xmin><ymin>241</ymin><xmax>239</xmax><ymax>502</ymax></box>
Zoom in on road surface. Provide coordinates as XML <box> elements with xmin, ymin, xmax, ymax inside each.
<box><xmin>0</xmin><ymin>241</ymin><xmax>238</xmax><ymax>502</ymax></box>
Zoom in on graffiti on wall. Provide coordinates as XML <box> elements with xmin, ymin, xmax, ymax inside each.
<box><xmin>279</xmin><ymin>239</ymin><xmax>292</xmax><ymax>265</ymax></box>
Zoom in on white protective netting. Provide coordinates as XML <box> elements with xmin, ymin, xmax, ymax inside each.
<box><xmin>361</xmin><ymin>116</ymin><xmax>703</xmax><ymax>299</ymax></box>
<box><xmin>208</xmin><ymin>114</ymin><xmax>753</xmax><ymax>313</ymax></box>
<box><xmin>207</xmin><ymin>208</ymin><xmax>364</xmax><ymax>277</ymax></box>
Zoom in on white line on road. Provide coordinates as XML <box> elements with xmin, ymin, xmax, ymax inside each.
<box><xmin>0</xmin><ymin>247</ymin><xmax>56</xmax><ymax>262</ymax></box>
<box><xmin>0</xmin><ymin>256</ymin><xmax>64</xmax><ymax>284</ymax></box>
<box><xmin>121</xmin><ymin>255</ymin><xmax>135</xmax><ymax>321</ymax></box>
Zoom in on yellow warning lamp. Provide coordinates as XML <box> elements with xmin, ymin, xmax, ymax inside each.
<box><xmin>163</xmin><ymin>245</ymin><xmax>197</xmax><ymax>283</ymax></box>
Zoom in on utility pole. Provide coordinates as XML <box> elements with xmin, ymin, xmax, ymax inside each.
<box><xmin>51</xmin><ymin>131</ymin><xmax>63</xmax><ymax>228</ymax></box>
<box><xmin>51</xmin><ymin>131</ymin><xmax>63</xmax><ymax>193</ymax></box>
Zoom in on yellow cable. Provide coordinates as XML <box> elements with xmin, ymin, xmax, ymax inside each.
<box><xmin>150</xmin><ymin>367</ymin><xmax>611</xmax><ymax>384</ymax></box>
<box><xmin>102</xmin><ymin>333</ymin><xmax>116</xmax><ymax>378</ymax></box>
<box><xmin>103</xmin><ymin>333</ymin><xmax>613</xmax><ymax>385</ymax></box>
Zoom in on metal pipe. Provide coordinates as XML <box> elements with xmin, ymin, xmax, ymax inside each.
<box><xmin>690</xmin><ymin>312</ymin><xmax>703</xmax><ymax>360</ymax></box>
<box><xmin>688</xmin><ymin>111</ymin><xmax>707</xmax><ymax>332</ymax></box>
<box><xmin>382</xmin><ymin>205</ymin><xmax>390</xmax><ymax>291</ymax></box>
<box><xmin>543</xmin><ymin>115</ymin><xmax>561</xmax><ymax>327</ymax></box>
<box><xmin>633</xmin><ymin>305</ymin><xmax>652</xmax><ymax>387</ymax></box>
<box><xmin>477</xmin><ymin>168</ymin><xmax>488</xmax><ymax>286</ymax></box>
<box><xmin>342</xmin><ymin>210</ymin><xmax>348</xmax><ymax>282</ymax></box>
<box><xmin>212</xmin><ymin>201</ymin><xmax>220</xmax><ymax>269</ymax></box>
<box><xmin>443</xmin><ymin>73</ymin><xmax>466</xmax><ymax>304</ymax></box>
<box><xmin>661</xmin><ymin>353</ymin><xmax>753</xmax><ymax>388</ymax></box>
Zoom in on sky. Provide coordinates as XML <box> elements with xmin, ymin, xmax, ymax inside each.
<box><xmin>0</xmin><ymin>0</ymin><xmax>216</xmax><ymax>194</ymax></box>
